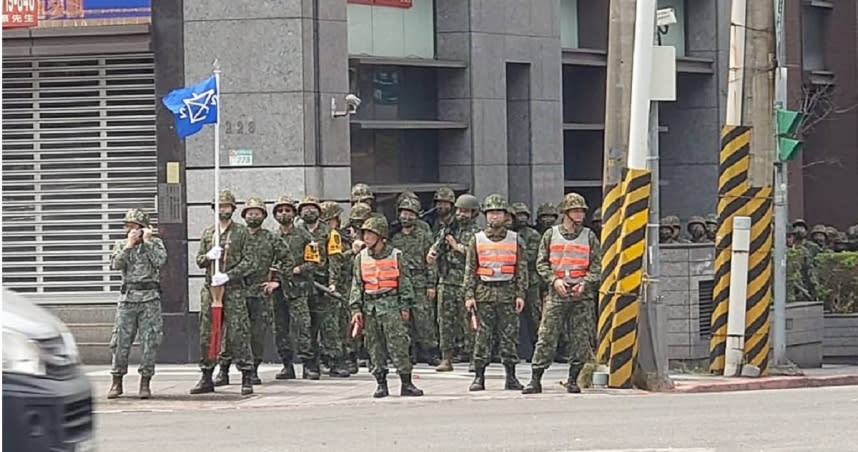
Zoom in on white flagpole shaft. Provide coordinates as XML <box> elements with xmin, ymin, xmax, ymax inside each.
<box><xmin>213</xmin><ymin>67</ymin><xmax>222</xmax><ymax>274</ymax></box>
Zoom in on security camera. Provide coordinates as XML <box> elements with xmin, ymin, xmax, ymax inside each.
<box><xmin>657</xmin><ymin>7</ymin><xmax>677</xmax><ymax>27</ymax></box>
<box><xmin>332</xmin><ymin>94</ymin><xmax>361</xmax><ymax>118</ymax></box>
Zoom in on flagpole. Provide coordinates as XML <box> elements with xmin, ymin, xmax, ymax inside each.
<box><xmin>213</xmin><ymin>59</ymin><xmax>221</xmax><ymax>275</ymax></box>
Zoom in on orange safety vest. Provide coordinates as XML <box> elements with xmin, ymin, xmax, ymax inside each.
<box><xmin>360</xmin><ymin>248</ymin><xmax>401</xmax><ymax>294</ymax></box>
<box><xmin>548</xmin><ymin>225</ymin><xmax>590</xmax><ymax>284</ymax></box>
<box><xmin>475</xmin><ymin>230</ymin><xmax>518</xmax><ymax>282</ymax></box>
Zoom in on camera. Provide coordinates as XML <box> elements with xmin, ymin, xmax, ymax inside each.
<box><xmin>331</xmin><ymin>94</ymin><xmax>362</xmax><ymax>118</ymax></box>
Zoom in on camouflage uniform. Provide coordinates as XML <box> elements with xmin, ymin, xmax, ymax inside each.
<box><xmin>298</xmin><ymin>196</ymin><xmax>348</xmax><ymax>376</ymax></box>
<box><xmin>512</xmin><ymin>202</ymin><xmax>543</xmax><ymax>356</ymax></box>
<box><xmin>216</xmin><ymin>197</ymin><xmax>274</xmax><ymax>385</ymax></box>
<box><xmin>687</xmin><ymin>216</ymin><xmax>709</xmax><ymax>243</ymax></box>
<box><xmin>524</xmin><ymin>193</ymin><xmax>601</xmax><ymax>394</ymax></box>
<box><xmin>810</xmin><ymin>224</ymin><xmax>830</xmax><ymax>252</ymax></box>
<box><xmin>349</xmin><ymin>217</ymin><xmax>423</xmax><ymax>397</ymax></box>
<box><xmin>321</xmin><ymin>201</ymin><xmax>359</xmax><ymax>372</ymax></box>
<box><xmin>396</xmin><ymin>191</ymin><xmax>432</xmax><ymax>235</ymax></box>
<box><xmin>431</xmin><ymin>187</ymin><xmax>457</xmax><ymax>235</ymax></box>
<box><xmin>432</xmin><ymin>194</ymin><xmax>481</xmax><ymax>370</ymax></box>
<box><xmin>390</xmin><ymin>197</ymin><xmax>439</xmax><ymax>363</ymax></box>
<box><xmin>705</xmin><ymin>214</ymin><xmax>718</xmax><ymax>241</ymax></box>
<box><xmin>464</xmin><ymin>195</ymin><xmax>528</xmax><ymax>391</ymax></box>
<box><xmin>109</xmin><ymin>209</ymin><xmax>167</xmax><ymax>388</ymax></box>
<box><xmin>667</xmin><ymin>215</ymin><xmax>689</xmax><ymax>243</ymax></box>
<box><xmin>590</xmin><ymin>207</ymin><xmax>602</xmax><ymax>238</ymax></box>
<box><xmin>660</xmin><ymin>217</ymin><xmax>679</xmax><ymax>244</ymax></box>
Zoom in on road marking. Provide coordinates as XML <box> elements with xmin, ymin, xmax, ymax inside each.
<box><xmin>559</xmin><ymin>449</ymin><xmax>715</xmax><ymax>452</ymax></box>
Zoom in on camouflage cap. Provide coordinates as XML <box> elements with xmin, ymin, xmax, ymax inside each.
<box><xmin>298</xmin><ymin>196</ymin><xmax>321</xmax><ymax>212</ymax></box>
<box><xmin>433</xmin><ymin>186</ymin><xmax>456</xmax><ymax>203</ymax></box>
<box><xmin>791</xmin><ymin>218</ymin><xmax>808</xmax><ymax>228</ymax></box>
<box><xmin>454</xmin><ymin>194</ymin><xmax>480</xmax><ymax>211</ymax></box>
<box><xmin>810</xmin><ymin>224</ymin><xmax>828</xmax><ymax>236</ymax></box>
<box><xmin>536</xmin><ymin>202</ymin><xmax>558</xmax><ymax>218</ymax></box>
<box><xmin>241</xmin><ymin>197</ymin><xmax>268</xmax><ymax>218</ymax></box>
<box><xmin>123</xmin><ymin>208</ymin><xmax>149</xmax><ymax>227</ymax></box>
<box><xmin>705</xmin><ymin>213</ymin><xmax>718</xmax><ymax>225</ymax></box>
<box><xmin>218</xmin><ymin>189</ymin><xmax>237</xmax><ymax>208</ymax></box>
<box><xmin>592</xmin><ymin>207</ymin><xmax>602</xmax><ymax>223</ymax></box>
<box><xmin>482</xmin><ymin>194</ymin><xmax>509</xmax><ymax>213</ymax></box>
<box><xmin>361</xmin><ymin>216</ymin><xmax>389</xmax><ymax>238</ymax></box>
<box><xmin>687</xmin><ymin>216</ymin><xmax>706</xmax><ymax>229</ymax></box>
<box><xmin>273</xmin><ymin>195</ymin><xmax>298</xmax><ymax>212</ymax></box>
<box><xmin>349</xmin><ymin>202</ymin><xmax>372</xmax><ymax>223</ymax></box>
<box><xmin>558</xmin><ymin>192</ymin><xmax>588</xmax><ymax>212</ymax></box>
<box><xmin>397</xmin><ymin>196</ymin><xmax>421</xmax><ymax>214</ymax></box>
<box><xmin>511</xmin><ymin>202</ymin><xmax>531</xmax><ymax>217</ymax></box>
<box><xmin>320</xmin><ymin>201</ymin><xmax>343</xmax><ymax>221</ymax></box>
<box><xmin>350</xmin><ymin>183</ymin><xmax>374</xmax><ymax>203</ymax></box>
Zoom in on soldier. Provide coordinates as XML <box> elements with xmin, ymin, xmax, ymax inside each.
<box><xmin>659</xmin><ymin>217</ymin><xmax>676</xmax><ymax>244</ymax></box>
<box><xmin>847</xmin><ymin>225</ymin><xmax>858</xmax><ymax>251</ymax></box>
<box><xmin>349</xmin><ymin>216</ymin><xmax>424</xmax><ymax>398</ymax></box>
<box><xmin>825</xmin><ymin>226</ymin><xmax>839</xmax><ymax>251</ymax></box>
<box><xmin>107</xmin><ymin>209</ymin><xmax>166</xmax><ymax>399</ymax></box>
<box><xmin>666</xmin><ymin>215</ymin><xmax>689</xmax><ymax>243</ymax></box>
<box><xmin>431</xmin><ymin>186</ymin><xmax>457</xmax><ymax>234</ymax></box>
<box><xmin>190</xmin><ymin>190</ymin><xmax>256</xmax><ymax>396</ymax></box>
<box><xmin>351</xmin><ymin>183</ymin><xmax>375</xmax><ymax>210</ymax></box>
<box><xmin>590</xmin><ymin>207</ymin><xmax>602</xmax><ymax>238</ymax></box>
<box><xmin>342</xmin><ymin>202</ymin><xmax>372</xmax><ymax>367</ymax></box>
<box><xmin>298</xmin><ymin>196</ymin><xmax>351</xmax><ymax>378</ymax></box>
<box><xmin>464</xmin><ymin>195</ymin><xmax>528</xmax><ymax>391</ymax></box>
<box><xmin>523</xmin><ymin>192</ymin><xmax>601</xmax><ymax>395</ymax></box>
<box><xmin>831</xmin><ymin>231</ymin><xmax>850</xmax><ymax>252</ymax></box>
<box><xmin>535</xmin><ymin>202</ymin><xmax>559</xmax><ymax>235</ymax></box>
<box><xmin>687</xmin><ymin>216</ymin><xmax>709</xmax><ymax>243</ymax></box>
<box><xmin>321</xmin><ymin>201</ymin><xmax>359</xmax><ymax>374</ymax></box>
<box><xmin>427</xmin><ymin>194</ymin><xmax>481</xmax><ymax>371</ymax></box>
<box><xmin>810</xmin><ymin>224</ymin><xmax>829</xmax><ymax>251</ymax></box>
<box><xmin>705</xmin><ymin>214</ymin><xmax>718</xmax><ymax>241</ymax></box>
<box><xmin>215</xmin><ymin>197</ymin><xmax>275</xmax><ymax>387</ymax></box>
<box><xmin>395</xmin><ymin>191</ymin><xmax>433</xmax><ymax>235</ymax></box>
<box><xmin>391</xmin><ymin>196</ymin><xmax>439</xmax><ymax>366</ymax></box>
<box><xmin>511</xmin><ymin>202</ymin><xmax>543</xmax><ymax>355</ymax></box>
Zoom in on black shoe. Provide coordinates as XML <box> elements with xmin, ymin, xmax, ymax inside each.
<box><xmin>399</xmin><ymin>373</ymin><xmax>424</xmax><ymax>397</ymax></box>
<box><xmin>522</xmin><ymin>368</ymin><xmax>544</xmax><ymax>395</ymax></box>
<box><xmin>373</xmin><ymin>372</ymin><xmax>389</xmax><ymax>398</ymax></box>
<box><xmin>251</xmin><ymin>362</ymin><xmax>263</xmax><ymax>385</ymax></box>
<box><xmin>504</xmin><ymin>363</ymin><xmax>524</xmax><ymax>390</ymax></box>
<box><xmin>214</xmin><ymin>364</ymin><xmax>230</xmax><ymax>387</ymax></box>
<box><xmin>139</xmin><ymin>376</ymin><xmax>152</xmax><ymax>399</ymax></box>
<box><xmin>190</xmin><ymin>369</ymin><xmax>215</xmax><ymax>395</ymax></box>
<box><xmin>346</xmin><ymin>360</ymin><xmax>359</xmax><ymax>375</ymax></box>
<box><xmin>302</xmin><ymin>360</ymin><xmax>320</xmax><ymax>380</ymax></box>
<box><xmin>241</xmin><ymin>371</ymin><xmax>254</xmax><ymax>396</ymax></box>
<box><xmin>426</xmin><ymin>348</ymin><xmax>441</xmax><ymax>367</ymax></box>
<box><xmin>566</xmin><ymin>362</ymin><xmax>583</xmax><ymax>394</ymax></box>
<box><xmin>275</xmin><ymin>361</ymin><xmax>296</xmax><ymax>380</ymax></box>
<box><xmin>469</xmin><ymin>366</ymin><xmax>485</xmax><ymax>392</ymax></box>
<box><xmin>454</xmin><ymin>353</ymin><xmax>469</xmax><ymax>364</ymax></box>
<box><xmin>329</xmin><ymin>362</ymin><xmax>351</xmax><ymax>378</ymax></box>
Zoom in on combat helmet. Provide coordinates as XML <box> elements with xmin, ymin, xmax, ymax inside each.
<box><xmin>241</xmin><ymin>197</ymin><xmax>268</xmax><ymax>218</ymax></box>
<box><xmin>810</xmin><ymin>224</ymin><xmax>828</xmax><ymax>236</ymax></box>
<box><xmin>687</xmin><ymin>216</ymin><xmax>706</xmax><ymax>231</ymax></box>
<box><xmin>349</xmin><ymin>202</ymin><xmax>372</xmax><ymax>224</ymax></box>
<box><xmin>350</xmin><ymin>183</ymin><xmax>374</xmax><ymax>204</ymax></box>
<box><xmin>847</xmin><ymin>225</ymin><xmax>858</xmax><ymax>241</ymax></box>
<box><xmin>536</xmin><ymin>202</ymin><xmax>558</xmax><ymax>218</ymax></box>
<box><xmin>273</xmin><ymin>195</ymin><xmax>298</xmax><ymax>213</ymax></box>
<box><xmin>482</xmin><ymin>194</ymin><xmax>509</xmax><ymax>213</ymax></box>
<box><xmin>592</xmin><ymin>207</ymin><xmax>602</xmax><ymax>223</ymax></box>
<box><xmin>361</xmin><ymin>216</ymin><xmax>389</xmax><ymax>238</ymax></box>
<box><xmin>454</xmin><ymin>194</ymin><xmax>481</xmax><ymax>211</ymax></box>
<box><xmin>433</xmin><ymin>187</ymin><xmax>456</xmax><ymax>203</ymax></box>
<box><xmin>792</xmin><ymin>218</ymin><xmax>808</xmax><ymax>229</ymax></box>
<box><xmin>320</xmin><ymin>201</ymin><xmax>343</xmax><ymax>222</ymax></box>
<box><xmin>398</xmin><ymin>197</ymin><xmax>421</xmax><ymax>215</ymax></box>
<box><xmin>705</xmin><ymin>213</ymin><xmax>718</xmax><ymax>226</ymax></box>
<box><xmin>557</xmin><ymin>192</ymin><xmax>588</xmax><ymax>212</ymax></box>
<box><xmin>665</xmin><ymin>215</ymin><xmax>682</xmax><ymax>230</ymax></box>
<box><xmin>123</xmin><ymin>208</ymin><xmax>149</xmax><ymax>227</ymax></box>
<box><xmin>511</xmin><ymin>202</ymin><xmax>531</xmax><ymax>217</ymax></box>
<box><xmin>218</xmin><ymin>189</ymin><xmax>237</xmax><ymax>208</ymax></box>
<box><xmin>298</xmin><ymin>196</ymin><xmax>321</xmax><ymax>212</ymax></box>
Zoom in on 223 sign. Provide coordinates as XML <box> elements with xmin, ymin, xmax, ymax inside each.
<box><xmin>224</xmin><ymin>120</ymin><xmax>255</xmax><ymax>135</ymax></box>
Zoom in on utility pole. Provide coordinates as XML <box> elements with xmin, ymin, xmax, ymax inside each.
<box><xmin>771</xmin><ymin>0</ymin><xmax>789</xmax><ymax>367</ymax></box>
<box><xmin>602</xmin><ymin>0</ymin><xmax>636</xmax><ymax>187</ymax></box>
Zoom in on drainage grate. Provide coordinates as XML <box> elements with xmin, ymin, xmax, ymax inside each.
<box><xmin>698</xmin><ymin>279</ymin><xmax>715</xmax><ymax>338</ymax></box>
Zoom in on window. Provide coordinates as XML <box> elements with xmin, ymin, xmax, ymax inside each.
<box><xmin>657</xmin><ymin>0</ymin><xmax>686</xmax><ymax>57</ymax></box>
<box><xmin>801</xmin><ymin>5</ymin><xmax>829</xmax><ymax>71</ymax></box>
<box><xmin>351</xmin><ymin>65</ymin><xmax>438</xmax><ymax>120</ymax></box>
<box><xmin>350</xmin><ymin>129</ymin><xmax>439</xmax><ymax>185</ymax></box>
<box><xmin>560</xmin><ymin>0</ymin><xmax>579</xmax><ymax>49</ymax></box>
<box><xmin>347</xmin><ymin>0</ymin><xmax>434</xmax><ymax>58</ymax></box>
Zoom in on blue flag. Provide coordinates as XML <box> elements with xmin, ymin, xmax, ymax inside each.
<box><xmin>161</xmin><ymin>75</ymin><xmax>219</xmax><ymax>138</ymax></box>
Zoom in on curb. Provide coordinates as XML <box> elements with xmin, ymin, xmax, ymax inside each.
<box><xmin>670</xmin><ymin>375</ymin><xmax>858</xmax><ymax>394</ymax></box>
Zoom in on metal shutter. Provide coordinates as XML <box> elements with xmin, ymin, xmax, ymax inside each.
<box><xmin>2</xmin><ymin>53</ymin><xmax>157</xmax><ymax>303</ymax></box>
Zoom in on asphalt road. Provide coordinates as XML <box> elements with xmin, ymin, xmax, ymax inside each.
<box><xmin>94</xmin><ymin>385</ymin><xmax>857</xmax><ymax>452</ymax></box>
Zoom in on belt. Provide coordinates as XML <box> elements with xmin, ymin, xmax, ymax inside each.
<box><xmin>121</xmin><ymin>281</ymin><xmax>160</xmax><ymax>294</ymax></box>
<box><xmin>365</xmin><ymin>290</ymin><xmax>398</xmax><ymax>300</ymax></box>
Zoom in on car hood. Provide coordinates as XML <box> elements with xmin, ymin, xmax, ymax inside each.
<box><xmin>2</xmin><ymin>290</ymin><xmax>64</xmax><ymax>340</ymax></box>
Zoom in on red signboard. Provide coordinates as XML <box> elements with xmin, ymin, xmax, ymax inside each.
<box><xmin>3</xmin><ymin>0</ymin><xmax>39</xmax><ymax>28</ymax></box>
<box><xmin>348</xmin><ymin>0</ymin><xmax>411</xmax><ymax>8</ymax></box>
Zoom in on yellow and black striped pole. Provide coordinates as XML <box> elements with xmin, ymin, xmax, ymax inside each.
<box><xmin>608</xmin><ymin>168</ymin><xmax>652</xmax><ymax>389</ymax></box>
<box><xmin>597</xmin><ymin>181</ymin><xmax>625</xmax><ymax>364</ymax></box>
<box><xmin>742</xmin><ymin>185</ymin><xmax>773</xmax><ymax>371</ymax></box>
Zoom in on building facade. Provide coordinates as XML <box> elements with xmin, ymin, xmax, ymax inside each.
<box><xmin>3</xmin><ymin>0</ymin><xmax>856</xmax><ymax>362</ymax></box>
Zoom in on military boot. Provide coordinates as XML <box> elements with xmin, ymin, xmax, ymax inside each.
<box><xmin>240</xmin><ymin>370</ymin><xmax>254</xmax><ymax>396</ymax></box>
<box><xmin>522</xmin><ymin>368</ymin><xmax>544</xmax><ymax>394</ymax></box>
<box><xmin>251</xmin><ymin>361</ymin><xmax>263</xmax><ymax>385</ymax></box>
<box><xmin>275</xmin><ymin>360</ymin><xmax>296</xmax><ymax>380</ymax></box>
<box><xmin>189</xmin><ymin>369</ymin><xmax>215</xmax><ymax>395</ymax></box>
<box><xmin>138</xmin><ymin>376</ymin><xmax>152</xmax><ymax>399</ymax></box>
<box><xmin>504</xmin><ymin>363</ymin><xmax>524</xmax><ymax>390</ymax></box>
<box><xmin>399</xmin><ymin>373</ymin><xmax>424</xmax><ymax>397</ymax></box>
<box><xmin>107</xmin><ymin>375</ymin><xmax>123</xmax><ymax>399</ymax></box>
<box><xmin>469</xmin><ymin>366</ymin><xmax>486</xmax><ymax>392</ymax></box>
<box><xmin>373</xmin><ymin>372</ymin><xmax>389</xmax><ymax>398</ymax></box>
<box><xmin>213</xmin><ymin>363</ymin><xmax>230</xmax><ymax>387</ymax></box>
<box><xmin>435</xmin><ymin>351</ymin><xmax>453</xmax><ymax>372</ymax></box>
<box><xmin>426</xmin><ymin>348</ymin><xmax>441</xmax><ymax>367</ymax></box>
<box><xmin>329</xmin><ymin>360</ymin><xmax>351</xmax><ymax>378</ymax></box>
<box><xmin>345</xmin><ymin>354</ymin><xmax>359</xmax><ymax>375</ymax></box>
<box><xmin>566</xmin><ymin>362</ymin><xmax>583</xmax><ymax>394</ymax></box>
<box><xmin>302</xmin><ymin>359</ymin><xmax>320</xmax><ymax>380</ymax></box>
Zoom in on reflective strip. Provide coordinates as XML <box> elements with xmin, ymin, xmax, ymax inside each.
<box><xmin>360</xmin><ymin>249</ymin><xmax>401</xmax><ymax>294</ymax></box>
<box><xmin>475</xmin><ymin>231</ymin><xmax>518</xmax><ymax>282</ymax></box>
<box><xmin>549</xmin><ymin>226</ymin><xmax>591</xmax><ymax>285</ymax></box>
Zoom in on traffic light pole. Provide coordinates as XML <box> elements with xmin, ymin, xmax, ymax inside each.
<box><xmin>772</xmin><ymin>0</ymin><xmax>788</xmax><ymax>366</ymax></box>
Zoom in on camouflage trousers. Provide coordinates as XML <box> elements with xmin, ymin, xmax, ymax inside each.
<box><xmin>336</xmin><ymin>296</ymin><xmax>361</xmax><ymax>358</ymax></box>
<box><xmin>410</xmin><ymin>287</ymin><xmax>438</xmax><ymax>351</ymax></box>
<box><xmin>219</xmin><ymin>295</ymin><xmax>272</xmax><ymax>366</ymax></box>
<box><xmin>519</xmin><ymin>283</ymin><xmax>542</xmax><ymax>348</ymax></box>
<box><xmin>291</xmin><ymin>290</ymin><xmax>343</xmax><ymax>363</ymax></box>
<box><xmin>473</xmin><ymin>302</ymin><xmax>520</xmax><ymax>368</ymax></box>
<box><xmin>437</xmin><ymin>282</ymin><xmax>472</xmax><ymax>355</ymax></box>
<box><xmin>198</xmin><ymin>285</ymin><xmax>253</xmax><ymax>371</ymax></box>
<box><xmin>365</xmin><ymin>308</ymin><xmax>413</xmax><ymax>378</ymax></box>
<box><xmin>110</xmin><ymin>299</ymin><xmax>163</xmax><ymax>377</ymax></box>
<box><xmin>531</xmin><ymin>294</ymin><xmax>595</xmax><ymax>370</ymax></box>
<box><xmin>272</xmin><ymin>289</ymin><xmax>302</xmax><ymax>363</ymax></box>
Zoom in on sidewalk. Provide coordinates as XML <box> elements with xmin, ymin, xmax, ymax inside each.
<box><xmin>668</xmin><ymin>364</ymin><xmax>858</xmax><ymax>394</ymax></box>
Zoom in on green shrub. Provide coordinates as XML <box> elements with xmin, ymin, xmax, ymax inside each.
<box><xmin>813</xmin><ymin>252</ymin><xmax>858</xmax><ymax>313</ymax></box>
